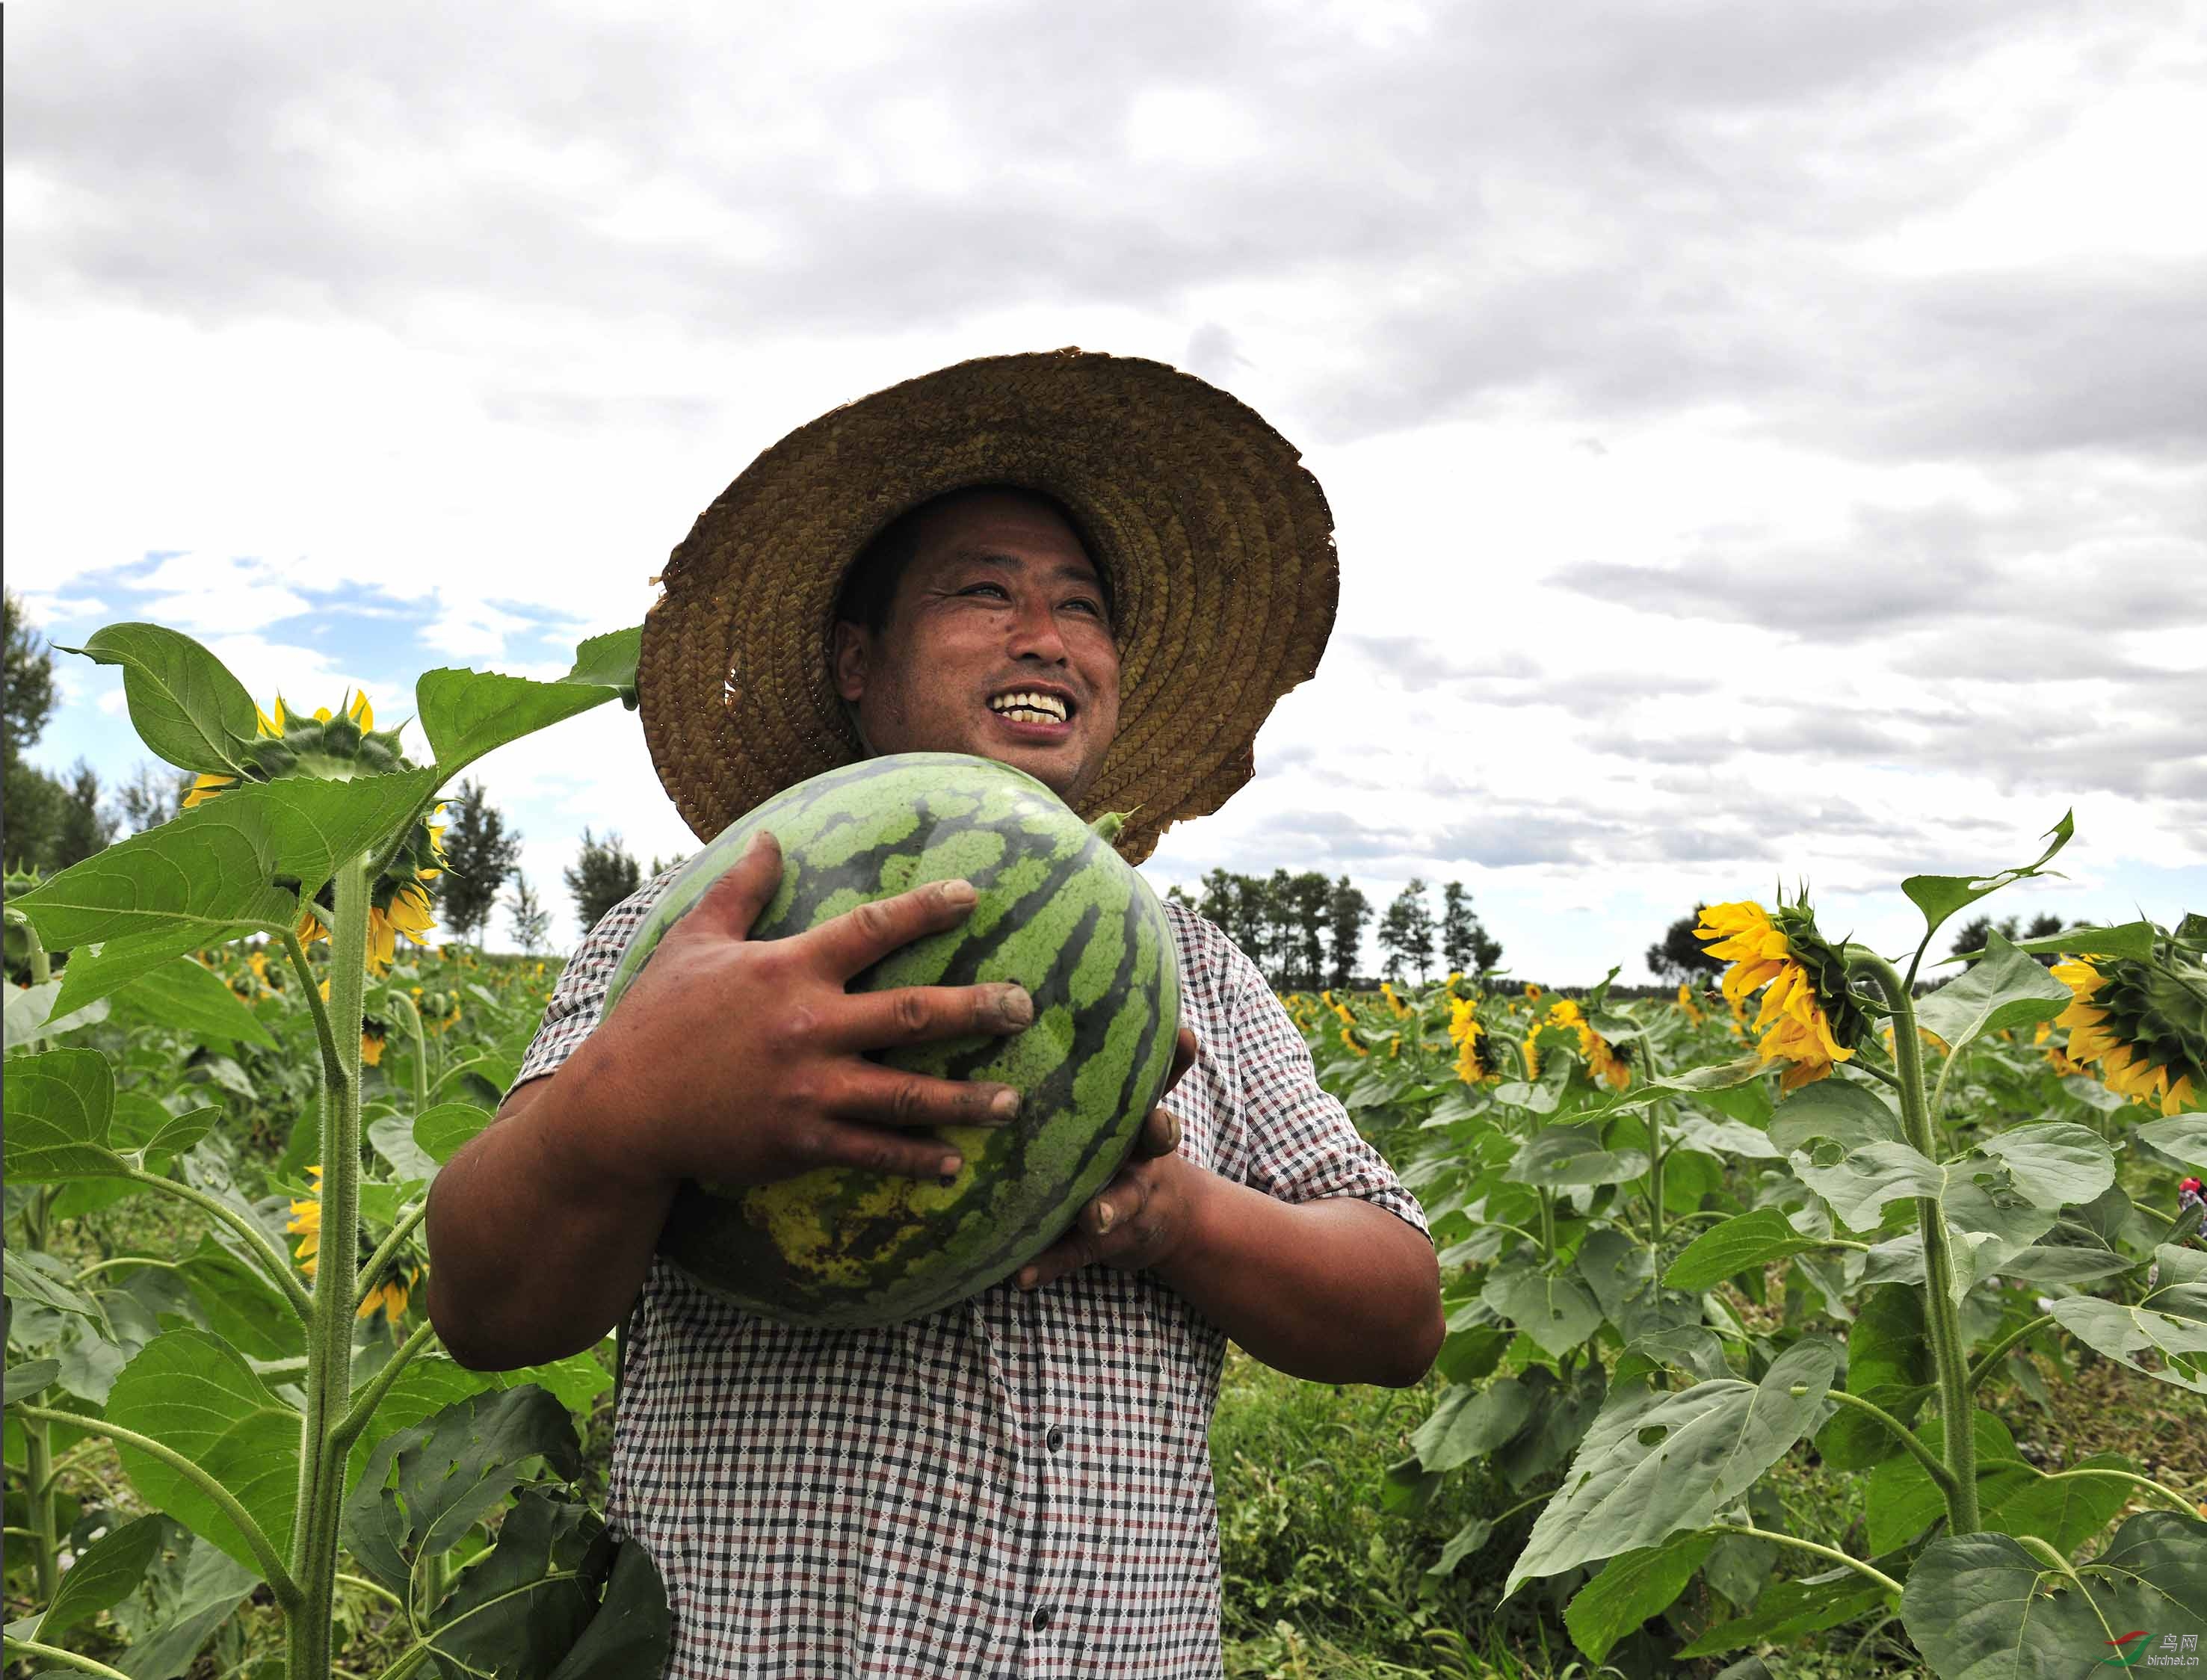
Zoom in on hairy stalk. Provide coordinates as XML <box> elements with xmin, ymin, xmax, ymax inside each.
<box><xmin>290</xmin><ymin>856</ymin><xmax>371</xmax><ymax>1680</ymax></box>
<box><xmin>330</xmin><ymin>1319</ymin><xmax>439</xmax><ymax>1454</ymax></box>
<box><xmin>387</xmin><ymin>988</ymin><xmax>430</xmax><ymax>1117</ymax></box>
<box><xmin>1821</xmin><ymin>1390</ymin><xmax>1956</xmax><ymax>1492</ymax></box>
<box><xmin>1849</xmin><ymin>947</ymin><xmax>1979</xmax><ymax>1534</ymax></box>
<box><xmin>2029</xmin><ymin>1465</ymin><xmax>2200</xmax><ymax>1513</ymax></box>
<box><xmin>20</xmin><ymin>1185</ymin><xmax>62</xmax><ymax>1605</ymax></box>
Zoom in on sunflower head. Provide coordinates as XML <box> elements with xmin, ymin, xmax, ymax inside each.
<box><xmin>1697</xmin><ymin>892</ymin><xmax>1868</xmax><ymax>1091</ymax></box>
<box><xmin>2055</xmin><ymin>938</ymin><xmax>2206</xmax><ymax>1116</ymax></box>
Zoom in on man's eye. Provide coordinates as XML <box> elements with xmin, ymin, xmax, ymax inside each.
<box><xmin>960</xmin><ymin>582</ymin><xmax>1010</xmax><ymax>599</ymax></box>
<box><xmin>1064</xmin><ymin>597</ymin><xmax>1102</xmax><ymax>616</ymax></box>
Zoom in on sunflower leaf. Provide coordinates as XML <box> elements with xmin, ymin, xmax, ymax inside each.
<box><xmin>2137</xmin><ymin>1115</ymin><xmax>2207</xmax><ymax>1173</ymax></box>
<box><xmin>1503</xmin><ymin>1121</ymin><xmax>1649</xmax><ymax>1188</ymax></box>
<box><xmin>1565</xmin><ymin>1531</ymin><xmax>1715</xmax><ymax>1663</ymax></box>
<box><xmin>11</xmin><ymin>803</ymin><xmax>296</xmax><ymax>957</ymax></box>
<box><xmin>2047</xmin><ymin>1286</ymin><xmax>2207</xmax><ymax>1394</ymax></box>
<box><xmin>1914</xmin><ymin>931</ymin><xmax>2071</xmax><ymax>1055</ymax></box>
<box><xmin>1481</xmin><ymin>1266</ymin><xmax>1605</xmax><ymax>1357</ymax></box>
<box><xmin>59</xmin><ymin>623</ymin><xmax>262</xmax><ymax>776</ymax></box>
<box><xmin>105</xmin><ymin>1329</ymin><xmax>302</xmax><ymax>1573</ymax></box>
<box><xmin>1665</xmin><ymin>1210</ymin><xmax>1823</xmax><ymax>1291</ymax></box>
<box><xmin>108</xmin><ymin>953</ymin><xmax>280</xmax><ymax>1049</ymax></box>
<box><xmin>418</xmin><ymin>631</ymin><xmax>639</xmax><ymax>779</ymax></box>
<box><xmin>1899</xmin><ymin>810</ymin><xmax>2073</xmax><ymax>956</ymax></box>
<box><xmin>20</xmin><ymin>1512</ymin><xmax>167</xmax><ymax>1647</ymax></box>
<box><xmin>1900</xmin><ymin>1513</ymin><xmax>2207</xmax><ymax>1678</ymax></box>
<box><xmin>1941</xmin><ymin>918</ymin><xmax>2158</xmax><ymax>966</ymax></box>
<box><xmin>1</xmin><ymin>1047</ymin><xmax>124</xmax><ymax>1181</ymax></box>
<box><xmin>1505</xmin><ymin>1338</ymin><xmax>1839</xmax><ymax>1592</ymax></box>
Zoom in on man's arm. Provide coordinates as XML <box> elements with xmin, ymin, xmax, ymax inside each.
<box><xmin>425</xmin><ymin>836</ymin><xmax>1031</xmax><ymax>1370</ymax></box>
<box><xmin>1015</xmin><ymin>1132</ymin><xmax>1443</xmax><ymax>1388</ymax></box>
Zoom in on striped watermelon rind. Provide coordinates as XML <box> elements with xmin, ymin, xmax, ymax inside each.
<box><xmin>601</xmin><ymin>752</ymin><xmax>1183</xmax><ymax>1328</ymax></box>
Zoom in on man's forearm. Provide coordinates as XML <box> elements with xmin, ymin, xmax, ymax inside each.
<box><xmin>1154</xmin><ymin>1167</ymin><xmax>1442</xmax><ymax>1387</ymax></box>
<box><xmin>425</xmin><ymin>1052</ymin><xmax>677</xmax><ymax>1371</ymax></box>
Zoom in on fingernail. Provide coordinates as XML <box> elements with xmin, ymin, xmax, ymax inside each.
<box><xmin>1001</xmin><ymin>986</ymin><xmax>1034</xmax><ymax>1028</ymax></box>
<box><xmin>1164</xmin><ymin>1113</ymin><xmax>1182</xmax><ymax>1151</ymax></box>
<box><xmin>939</xmin><ymin>1155</ymin><xmax>962</xmax><ymax>1179</ymax></box>
<box><xmin>1094</xmin><ymin>1201</ymin><xmax>1114</xmax><ymax>1233</ymax></box>
<box><xmin>993</xmin><ymin>1088</ymin><xmax>1021</xmax><ymax>1120</ymax></box>
<box><xmin>939</xmin><ymin>879</ymin><xmax>977</xmax><ymax>908</ymax></box>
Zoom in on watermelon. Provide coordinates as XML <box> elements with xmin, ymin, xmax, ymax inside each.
<box><xmin>601</xmin><ymin>752</ymin><xmax>1184</xmax><ymax>1327</ymax></box>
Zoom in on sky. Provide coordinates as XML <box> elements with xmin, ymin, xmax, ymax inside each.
<box><xmin>7</xmin><ymin>0</ymin><xmax>2204</xmax><ymax>983</ymax></box>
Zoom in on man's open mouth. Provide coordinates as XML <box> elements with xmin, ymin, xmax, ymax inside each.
<box><xmin>987</xmin><ymin>688</ymin><xmax>1073</xmax><ymax>726</ymax></box>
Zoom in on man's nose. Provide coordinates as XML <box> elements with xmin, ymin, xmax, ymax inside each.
<box><xmin>1005</xmin><ymin>595</ymin><xmax>1071</xmax><ymax>664</ymax></box>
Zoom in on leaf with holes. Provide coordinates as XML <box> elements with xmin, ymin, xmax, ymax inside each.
<box><xmin>1481</xmin><ymin>1266</ymin><xmax>1605</xmax><ymax>1358</ymax></box>
<box><xmin>2048</xmin><ymin>1286</ymin><xmax>2207</xmax><ymax>1394</ymax></box>
<box><xmin>1900</xmin><ymin>1513</ymin><xmax>2207</xmax><ymax>1678</ymax></box>
<box><xmin>1507</xmin><ymin>1338</ymin><xmax>1839</xmax><ymax>1591</ymax></box>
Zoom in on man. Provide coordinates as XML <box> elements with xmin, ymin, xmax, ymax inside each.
<box><xmin>426</xmin><ymin>350</ymin><xmax>1443</xmax><ymax>1678</ymax></box>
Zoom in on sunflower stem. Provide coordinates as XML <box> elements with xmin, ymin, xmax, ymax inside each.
<box><xmin>387</xmin><ymin>989</ymin><xmax>430</xmax><ymax>1118</ymax></box>
<box><xmin>19</xmin><ymin>1186</ymin><xmax>61</xmax><ymax>1606</ymax></box>
<box><xmin>354</xmin><ymin>1199</ymin><xmax>427</xmax><ymax>1318</ymax></box>
<box><xmin>1849</xmin><ymin>947</ymin><xmax>1978</xmax><ymax>1534</ymax></box>
<box><xmin>1967</xmin><ymin>1312</ymin><xmax>2056</xmax><ymax>1394</ymax></box>
<box><xmin>289</xmin><ymin>853</ymin><xmax>371</xmax><ymax>1680</ymax></box>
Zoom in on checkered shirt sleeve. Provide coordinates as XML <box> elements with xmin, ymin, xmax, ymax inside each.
<box><xmin>504</xmin><ymin>882</ymin><xmax>1430</xmax><ymax>1679</ymax></box>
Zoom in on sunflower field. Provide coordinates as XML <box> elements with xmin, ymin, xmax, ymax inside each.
<box><xmin>7</xmin><ymin>620</ymin><xmax>2207</xmax><ymax>1679</ymax></box>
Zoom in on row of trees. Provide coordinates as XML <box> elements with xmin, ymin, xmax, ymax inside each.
<box><xmin>1167</xmin><ymin>870</ymin><xmax>1504</xmax><ymax>989</ymax></box>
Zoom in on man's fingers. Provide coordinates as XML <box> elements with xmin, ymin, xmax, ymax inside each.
<box><xmin>1017</xmin><ymin>1231</ymin><xmax>1097</xmax><ymax>1293</ymax></box>
<box><xmin>1082</xmin><ymin>1166</ymin><xmax>1152</xmax><ymax>1237</ymax></box>
<box><xmin>804</xmin><ymin>879</ymin><xmax>980</xmax><ymax>978</ymax></box>
<box><xmin>1129</xmin><ymin>1104</ymin><xmax>1182</xmax><ymax>1161</ymax></box>
<box><xmin>835</xmin><ymin>981</ymin><xmax>1033</xmax><ymax>1050</ymax></box>
<box><xmin>692</xmin><ymin>830</ymin><xmax>785</xmax><ymax>938</ymax></box>
<box><xmin>829</xmin><ymin>1064</ymin><xmax>1023</xmax><ymax>1129</ymax></box>
<box><xmin>794</xmin><ymin>1119</ymin><xmax>968</xmax><ymax>1182</ymax></box>
<box><xmin>1162</xmin><ymin>1028</ymin><xmax>1198</xmax><ymax>1096</ymax></box>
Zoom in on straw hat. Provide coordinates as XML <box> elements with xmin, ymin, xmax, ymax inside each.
<box><xmin>638</xmin><ymin>348</ymin><xmax>1337</xmax><ymax>864</ymax></box>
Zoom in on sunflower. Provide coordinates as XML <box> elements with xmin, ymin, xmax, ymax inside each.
<box><xmin>1379</xmin><ymin>981</ymin><xmax>1410</xmax><ymax>1019</ymax></box>
<box><xmin>1340</xmin><ymin>1026</ymin><xmax>1369</xmax><ymax>1058</ymax></box>
<box><xmin>2052</xmin><ymin>954</ymin><xmax>2204</xmax><ymax>1117</ymax></box>
<box><xmin>286</xmin><ymin>1165</ymin><xmax>423</xmax><ymax>1323</ymax></box>
<box><xmin>1448</xmin><ymin>995</ymin><xmax>1493</xmax><ymax>1083</ymax></box>
<box><xmin>1537</xmin><ymin>996</ymin><xmax>1632</xmax><ymax>1090</ymax></box>
<box><xmin>1676</xmin><ymin>983</ymin><xmax>1705</xmax><ymax>1026</ymax></box>
<box><xmin>180</xmin><ymin>691</ymin><xmax>444</xmax><ymax>975</ymax></box>
<box><xmin>1696</xmin><ymin>897</ymin><xmax>1871</xmax><ymax>1093</ymax></box>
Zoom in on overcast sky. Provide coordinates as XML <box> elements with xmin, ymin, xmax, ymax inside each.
<box><xmin>7</xmin><ymin>1</ymin><xmax>2203</xmax><ymax>983</ymax></box>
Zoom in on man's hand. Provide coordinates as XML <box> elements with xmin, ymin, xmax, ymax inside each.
<box><xmin>1016</xmin><ymin>1028</ymin><xmax>1198</xmax><ymax>1291</ymax></box>
<box><xmin>555</xmin><ymin>829</ymin><xmax>1034</xmax><ymax>1195</ymax></box>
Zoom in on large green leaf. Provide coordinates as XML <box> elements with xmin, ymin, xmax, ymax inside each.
<box><xmin>2048</xmin><ymin>1286</ymin><xmax>2207</xmax><ymax>1394</ymax></box>
<box><xmin>416</xmin><ymin>629</ymin><xmax>641</xmax><ymax>776</ymax></box>
<box><xmin>13</xmin><ymin>803</ymin><xmax>294</xmax><ymax>954</ymax></box>
<box><xmin>1</xmin><ymin>1049</ymin><xmax>123</xmax><ymax>1181</ymax></box>
<box><xmin>1993</xmin><ymin>1245</ymin><xmax>2135</xmax><ymax>1286</ymax></box>
<box><xmin>1901</xmin><ymin>812</ymin><xmax>2074</xmax><ymax>954</ymax></box>
<box><xmin>1666</xmin><ymin>1210</ymin><xmax>1822</xmax><ymax>1291</ymax></box>
<box><xmin>1915</xmin><ymin>933</ymin><xmax>2071</xmax><ymax>1055</ymax></box>
<box><xmin>59</xmin><ymin>623</ymin><xmax>261</xmax><ymax>776</ymax></box>
<box><xmin>420</xmin><ymin>1489</ymin><xmax>607</xmax><ymax>1680</ymax></box>
<box><xmin>1</xmin><ymin>1248</ymin><xmax>109</xmax><ymax>1324</ymax></box>
<box><xmin>1766</xmin><ymin>1079</ymin><xmax>1902</xmax><ymax>1155</ymax></box>
<box><xmin>1975</xmin><ymin>1124</ymin><xmax>2115</xmax><ymax>1211</ymax></box>
<box><xmin>1506</xmin><ymin>1338</ymin><xmax>1839</xmax><ymax>1591</ymax></box>
<box><xmin>2137</xmin><ymin>1115</ymin><xmax>2207</xmax><ymax>1173</ymax></box>
<box><xmin>110</xmin><ymin>1534</ymin><xmax>258</xmax><ymax>1680</ymax></box>
<box><xmin>342</xmin><ymin>1385</ymin><xmax>584</xmax><ymax>1592</ymax></box>
<box><xmin>1900</xmin><ymin>1513</ymin><xmax>2207</xmax><ymax>1678</ymax></box>
<box><xmin>1676</xmin><ymin>1573</ymin><xmax>1890</xmax><ymax>1658</ymax></box>
<box><xmin>543</xmin><ymin>1537</ymin><xmax>673</xmax><ymax>1680</ymax></box>
<box><xmin>1412</xmin><ymin>1378</ymin><xmax>1537</xmax><ymax>1474</ymax></box>
<box><xmin>1583</xmin><ymin>1054</ymin><xmax>1771</xmax><ymax>1117</ymax></box>
<box><xmin>49</xmin><ymin>923</ymin><xmax>261</xmax><ymax>1019</ymax></box>
<box><xmin>2</xmin><ymin>978</ymin><xmax>111</xmax><ymax>1046</ymax></box>
<box><xmin>366</xmin><ymin>1114</ymin><xmax>441</xmax><ymax>1184</ymax></box>
<box><xmin>1481</xmin><ymin>1266</ymin><xmax>1605</xmax><ymax>1357</ymax></box>
<box><xmin>1493</xmin><ymin>1362</ymin><xmax>1608</xmax><ymax>1493</ymax></box>
<box><xmin>105</xmin><ymin>1330</ymin><xmax>302</xmax><ymax>1572</ymax></box>
<box><xmin>413</xmin><ymin>1101</ymin><xmax>495</xmax><ymax>1164</ymax></box>
<box><xmin>25</xmin><ymin>1512</ymin><xmax>165</xmax><ymax>1644</ymax></box>
<box><xmin>1504</xmin><ymin>1121</ymin><xmax>1649</xmax><ymax>1187</ymax></box>
<box><xmin>1941</xmin><ymin>919</ymin><xmax>2157</xmax><ymax>966</ymax></box>
<box><xmin>175</xmin><ymin>1237</ymin><xmax>306</xmax><ymax>1364</ymax></box>
<box><xmin>1565</xmin><ymin>1531</ymin><xmax>1714</xmax><ymax>1663</ymax></box>
<box><xmin>1665</xmin><ymin>1109</ymin><xmax>1785</xmax><ymax>1161</ymax></box>
<box><xmin>109</xmin><ymin>954</ymin><xmax>280</xmax><ymax>1049</ymax></box>
<box><xmin>1576</xmin><ymin>1228</ymin><xmax>1697</xmax><ymax>1342</ymax></box>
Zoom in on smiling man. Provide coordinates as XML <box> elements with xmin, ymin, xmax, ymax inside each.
<box><xmin>425</xmin><ymin>350</ymin><xmax>1443</xmax><ymax>1679</ymax></box>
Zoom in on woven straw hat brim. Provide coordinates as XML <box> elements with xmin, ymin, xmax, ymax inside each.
<box><xmin>638</xmin><ymin>348</ymin><xmax>1337</xmax><ymax>864</ymax></box>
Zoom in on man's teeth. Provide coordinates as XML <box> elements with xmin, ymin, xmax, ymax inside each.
<box><xmin>989</xmin><ymin>691</ymin><xmax>1068</xmax><ymax>723</ymax></box>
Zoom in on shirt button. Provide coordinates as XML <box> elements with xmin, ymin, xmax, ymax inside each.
<box><xmin>1044</xmin><ymin>1424</ymin><xmax>1065</xmax><ymax>1453</ymax></box>
<box><xmin>1032</xmin><ymin>1607</ymin><xmax>1052</xmax><ymax>1632</ymax></box>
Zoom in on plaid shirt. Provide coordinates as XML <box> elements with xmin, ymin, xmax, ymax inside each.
<box><xmin>514</xmin><ymin>883</ymin><xmax>1428</xmax><ymax>1679</ymax></box>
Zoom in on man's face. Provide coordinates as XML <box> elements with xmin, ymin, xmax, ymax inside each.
<box><xmin>832</xmin><ymin>490</ymin><xmax>1121</xmax><ymax>806</ymax></box>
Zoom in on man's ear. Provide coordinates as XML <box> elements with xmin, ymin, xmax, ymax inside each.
<box><xmin>830</xmin><ymin>620</ymin><xmax>869</xmax><ymax>703</ymax></box>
